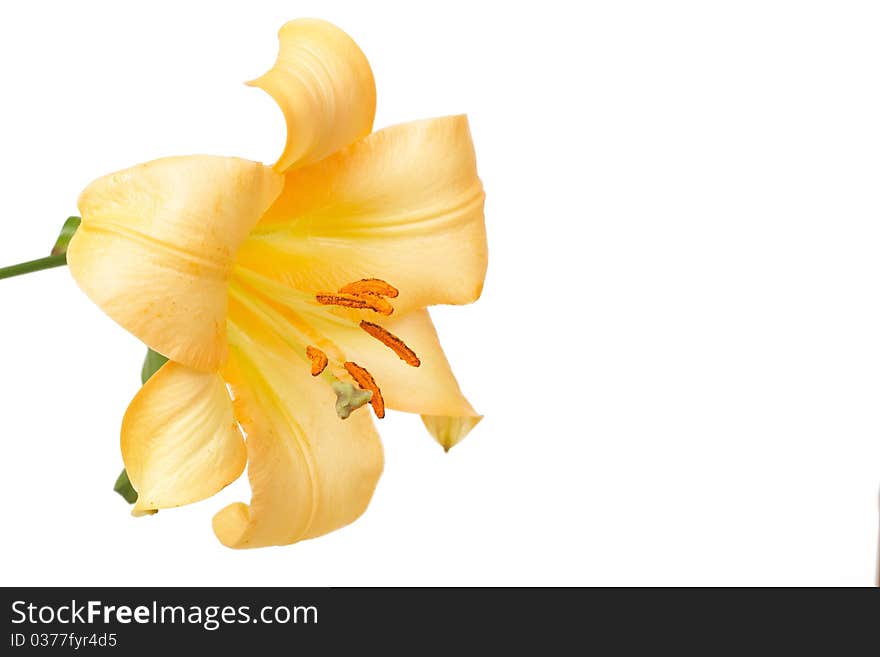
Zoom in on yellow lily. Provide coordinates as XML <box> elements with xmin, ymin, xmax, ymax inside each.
<box><xmin>65</xmin><ymin>19</ymin><xmax>486</xmax><ymax>548</ymax></box>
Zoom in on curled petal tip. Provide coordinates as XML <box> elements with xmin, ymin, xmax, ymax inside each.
<box><xmin>422</xmin><ymin>414</ymin><xmax>483</xmax><ymax>451</ymax></box>
<box><xmin>253</xmin><ymin>17</ymin><xmax>376</xmax><ymax>172</ymax></box>
<box><xmin>132</xmin><ymin>507</ymin><xmax>158</xmax><ymax>517</ymax></box>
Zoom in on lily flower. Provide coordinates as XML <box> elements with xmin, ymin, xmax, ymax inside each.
<box><xmin>65</xmin><ymin>19</ymin><xmax>487</xmax><ymax>548</ymax></box>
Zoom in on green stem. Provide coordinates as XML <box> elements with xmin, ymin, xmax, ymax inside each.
<box><xmin>0</xmin><ymin>254</ymin><xmax>67</xmax><ymax>280</ymax></box>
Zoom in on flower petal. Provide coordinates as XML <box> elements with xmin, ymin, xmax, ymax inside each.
<box><xmin>251</xmin><ymin>18</ymin><xmax>376</xmax><ymax>172</ymax></box>
<box><xmin>235</xmin><ymin>116</ymin><xmax>487</xmax><ymax>314</ymax></box>
<box><xmin>121</xmin><ymin>361</ymin><xmax>246</xmax><ymax>514</ymax></box>
<box><xmin>213</xmin><ymin>309</ymin><xmax>383</xmax><ymax>548</ymax></box>
<box><xmin>67</xmin><ymin>156</ymin><xmax>283</xmax><ymax>371</ymax></box>
<box><xmin>421</xmin><ymin>415</ymin><xmax>483</xmax><ymax>452</ymax></box>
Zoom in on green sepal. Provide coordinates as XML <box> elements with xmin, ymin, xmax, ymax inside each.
<box><xmin>50</xmin><ymin>216</ymin><xmax>81</xmax><ymax>256</ymax></box>
<box><xmin>113</xmin><ymin>469</ymin><xmax>138</xmax><ymax>504</ymax></box>
<box><xmin>141</xmin><ymin>348</ymin><xmax>169</xmax><ymax>384</ymax></box>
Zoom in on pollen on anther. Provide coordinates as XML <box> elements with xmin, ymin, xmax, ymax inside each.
<box><xmin>306</xmin><ymin>346</ymin><xmax>328</xmax><ymax>376</ymax></box>
<box><xmin>316</xmin><ymin>293</ymin><xmax>371</xmax><ymax>310</ymax></box>
<box><xmin>344</xmin><ymin>361</ymin><xmax>385</xmax><ymax>419</ymax></box>
<box><xmin>359</xmin><ymin>321</ymin><xmax>420</xmax><ymax>367</ymax></box>
<box><xmin>360</xmin><ymin>293</ymin><xmax>394</xmax><ymax>316</ymax></box>
<box><xmin>315</xmin><ymin>292</ymin><xmax>393</xmax><ymax>316</ymax></box>
<box><xmin>338</xmin><ymin>278</ymin><xmax>400</xmax><ymax>299</ymax></box>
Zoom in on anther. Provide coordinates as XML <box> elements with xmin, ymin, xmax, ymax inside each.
<box><xmin>359</xmin><ymin>321</ymin><xmax>421</xmax><ymax>367</ymax></box>
<box><xmin>315</xmin><ymin>292</ymin><xmax>394</xmax><ymax>316</ymax></box>
<box><xmin>306</xmin><ymin>346</ymin><xmax>328</xmax><ymax>376</ymax></box>
<box><xmin>338</xmin><ymin>278</ymin><xmax>399</xmax><ymax>299</ymax></box>
<box><xmin>316</xmin><ymin>293</ymin><xmax>371</xmax><ymax>310</ymax></box>
<box><xmin>359</xmin><ymin>293</ymin><xmax>394</xmax><ymax>316</ymax></box>
<box><xmin>344</xmin><ymin>361</ymin><xmax>385</xmax><ymax>419</ymax></box>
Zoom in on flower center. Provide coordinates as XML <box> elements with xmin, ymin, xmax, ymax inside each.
<box><xmin>227</xmin><ymin>266</ymin><xmax>419</xmax><ymax>420</ymax></box>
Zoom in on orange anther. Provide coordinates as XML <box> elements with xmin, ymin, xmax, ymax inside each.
<box><xmin>306</xmin><ymin>346</ymin><xmax>328</xmax><ymax>376</ymax></box>
<box><xmin>315</xmin><ymin>292</ymin><xmax>394</xmax><ymax>316</ymax></box>
<box><xmin>338</xmin><ymin>278</ymin><xmax>399</xmax><ymax>299</ymax></box>
<box><xmin>359</xmin><ymin>321</ymin><xmax>420</xmax><ymax>367</ymax></box>
<box><xmin>316</xmin><ymin>293</ymin><xmax>370</xmax><ymax>310</ymax></box>
<box><xmin>344</xmin><ymin>361</ymin><xmax>385</xmax><ymax>419</ymax></box>
<box><xmin>359</xmin><ymin>293</ymin><xmax>394</xmax><ymax>316</ymax></box>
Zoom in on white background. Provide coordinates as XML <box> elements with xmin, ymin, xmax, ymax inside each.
<box><xmin>1</xmin><ymin>1</ymin><xmax>878</xmax><ymax>586</ymax></box>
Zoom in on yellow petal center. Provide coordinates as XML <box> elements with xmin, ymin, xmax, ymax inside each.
<box><xmin>227</xmin><ymin>265</ymin><xmax>419</xmax><ymax>420</ymax></box>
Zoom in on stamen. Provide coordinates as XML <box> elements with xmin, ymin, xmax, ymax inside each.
<box><xmin>315</xmin><ymin>292</ymin><xmax>394</xmax><ymax>316</ymax></box>
<box><xmin>338</xmin><ymin>278</ymin><xmax>399</xmax><ymax>299</ymax></box>
<box><xmin>315</xmin><ymin>293</ymin><xmax>370</xmax><ymax>310</ymax></box>
<box><xmin>359</xmin><ymin>321</ymin><xmax>421</xmax><ymax>367</ymax></box>
<box><xmin>306</xmin><ymin>346</ymin><xmax>328</xmax><ymax>376</ymax></box>
<box><xmin>344</xmin><ymin>361</ymin><xmax>385</xmax><ymax>419</ymax></box>
<box><xmin>359</xmin><ymin>293</ymin><xmax>394</xmax><ymax>316</ymax></box>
